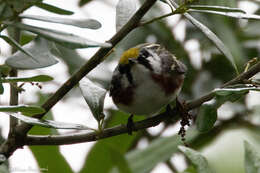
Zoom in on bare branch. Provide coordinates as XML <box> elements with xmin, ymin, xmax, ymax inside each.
<box><xmin>25</xmin><ymin>61</ymin><xmax>260</xmax><ymax>146</ymax></box>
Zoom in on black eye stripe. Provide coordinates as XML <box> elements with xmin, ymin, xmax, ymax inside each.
<box><xmin>139</xmin><ymin>49</ymin><xmax>150</xmax><ymax>59</ymax></box>
<box><xmin>137</xmin><ymin>49</ymin><xmax>153</xmax><ymax>71</ymax></box>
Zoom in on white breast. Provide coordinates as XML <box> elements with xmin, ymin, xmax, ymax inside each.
<box><xmin>116</xmin><ymin>61</ymin><xmax>181</xmax><ymax>115</ymax></box>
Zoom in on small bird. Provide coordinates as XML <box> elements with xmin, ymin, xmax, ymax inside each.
<box><xmin>110</xmin><ymin>43</ymin><xmax>187</xmax><ymax>124</ymax></box>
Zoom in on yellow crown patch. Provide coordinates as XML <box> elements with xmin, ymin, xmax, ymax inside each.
<box><xmin>119</xmin><ymin>47</ymin><xmax>139</xmax><ymax>65</ymax></box>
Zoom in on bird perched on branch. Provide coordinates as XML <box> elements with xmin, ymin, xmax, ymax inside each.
<box><xmin>110</xmin><ymin>43</ymin><xmax>187</xmax><ymax>133</ymax></box>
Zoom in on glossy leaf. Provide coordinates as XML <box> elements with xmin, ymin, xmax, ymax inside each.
<box><xmin>0</xmin><ymin>75</ymin><xmax>53</xmax><ymax>83</ymax></box>
<box><xmin>196</xmin><ymin>103</ymin><xmax>217</xmax><ymax>133</ymax></box>
<box><xmin>116</xmin><ymin>0</ymin><xmax>137</xmax><ymax>31</ymax></box>
<box><xmin>0</xmin><ymin>35</ymin><xmax>36</xmax><ymax>60</ymax></box>
<box><xmin>167</xmin><ymin>0</ymin><xmax>238</xmax><ymax>73</ymax></box>
<box><xmin>35</xmin><ymin>2</ymin><xmax>74</xmax><ymax>15</ymax></box>
<box><xmin>5</xmin><ymin>37</ymin><xmax>58</xmax><ymax>69</ymax></box>
<box><xmin>187</xmin><ymin>5</ymin><xmax>245</xmax><ymax>13</ymax></box>
<box><xmin>7</xmin><ymin>22</ymin><xmax>111</xmax><ymax>48</ymax></box>
<box><xmin>179</xmin><ymin>146</ymin><xmax>215</xmax><ymax>173</ymax></box>
<box><xmin>20</xmin><ymin>15</ymin><xmax>101</xmax><ymax>29</ymax></box>
<box><xmin>0</xmin><ymin>105</ymin><xmax>45</xmax><ymax>114</ymax></box>
<box><xmin>79</xmin><ymin>77</ymin><xmax>106</xmax><ymax>122</ymax></box>
<box><xmin>244</xmin><ymin>141</ymin><xmax>260</xmax><ymax>173</ymax></box>
<box><xmin>126</xmin><ymin>127</ymin><xmax>199</xmax><ymax>173</ymax></box>
<box><xmin>8</xmin><ymin>113</ymin><xmax>93</xmax><ymax>130</ymax></box>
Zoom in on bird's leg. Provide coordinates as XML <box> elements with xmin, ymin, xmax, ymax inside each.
<box><xmin>127</xmin><ymin>114</ymin><xmax>134</xmax><ymax>135</ymax></box>
<box><xmin>176</xmin><ymin>98</ymin><xmax>192</xmax><ymax>144</ymax></box>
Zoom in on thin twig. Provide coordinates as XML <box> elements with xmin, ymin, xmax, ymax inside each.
<box><xmin>139</xmin><ymin>12</ymin><xmax>179</xmax><ymax>26</ymax></box>
<box><xmin>25</xmin><ymin>61</ymin><xmax>260</xmax><ymax>146</ymax></box>
<box><xmin>139</xmin><ymin>4</ymin><xmax>187</xmax><ymax>27</ymax></box>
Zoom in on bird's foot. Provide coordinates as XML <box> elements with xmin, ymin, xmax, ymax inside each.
<box><xmin>127</xmin><ymin>114</ymin><xmax>134</xmax><ymax>135</ymax></box>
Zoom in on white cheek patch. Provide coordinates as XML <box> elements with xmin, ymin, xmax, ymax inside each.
<box><xmin>146</xmin><ymin>55</ymin><xmax>161</xmax><ymax>74</ymax></box>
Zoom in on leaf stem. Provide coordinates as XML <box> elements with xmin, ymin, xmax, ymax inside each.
<box><xmin>139</xmin><ymin>11</ymin><xmax>181</xmax><ymax>26</ymax></box>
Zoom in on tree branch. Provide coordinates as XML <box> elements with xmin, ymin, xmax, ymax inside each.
<box><xmin>25</xmin><ymin>61</ymin><xmax>260</xmax><ymax>145</ymax></box>
<box><xmin>0</xmin><ymin>0</ymin><xmax>157</xmax><ymax>159</ymax></box>
<box><xmin>8</xmin><ymin>26</ymin><xmax>20</xmax><ymax>135</ymax></box>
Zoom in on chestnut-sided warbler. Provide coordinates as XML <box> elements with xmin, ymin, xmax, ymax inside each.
<box><xmin>110</xmin><ymin>43</ymin><xmax>187</xmax><ymax>116</ymax></box>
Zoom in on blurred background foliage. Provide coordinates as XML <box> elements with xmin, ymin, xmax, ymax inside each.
<box><xmin>1</xmin><ymin>0</ymin><xmax>260</xmax><ymax>173</ymax></box>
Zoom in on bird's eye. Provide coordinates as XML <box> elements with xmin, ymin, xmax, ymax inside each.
<box><xmin>138</xmin><ymin>49</ymin><xmax>150</xmax><ymax>59</ymax></box>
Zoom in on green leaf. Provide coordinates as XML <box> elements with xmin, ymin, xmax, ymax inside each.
<box><xmin>214</xmin><ymin>86</ymin><xmax>260</xmax><ymax>96</ymax></box>
<box><xmin>189</xmin><ymin>9</ymin><xmax>260</xmax><ymax>20</ymax></box>
<box><xmin>79</xmin><ymin>77</ymin><xmax>106</xmax><ymax>122</ymax></box>
<box><xmin>0</xmin><ymin>75</ymin><xmax>53</xmax><ymax>83</ymax></box>
<box><xmin>20</xmin><ymin>15</ymin><xmax>101</xmax><ymax>29</ymax></box>
<box><xmin>30</xmin><ymin>145</ymin><xmax>73</xmax><ymax>173</ymax></box>
<box><xmin>109</xmin><ymin>147</ymin><xmax>132</xmax><ymax>173</ymax></box>
<box><xmin>8</xmin><ymin>113</ymin><xmax>93</xmax><ymax>130</ymax></box>
<box><xmin>212</xmin><ymin>85</ymin><xmax>259</xmax><ymax>109</ymax></box>
<box><xmin>125</xmin><ymin>127</ymin><xmax>200</xmax><ymax>173</ymax></box>
<box><xmin>244</xmin><ymin>141</ymin><xmax>260</xmax><ymax>173</ymax></box>
<box><xmin>6</xmin><ymin>22</ymin><xmax>112</xmax><ymax>48</ymax></box>
<box><xmin>196</xmin><ymin>103</ymin><xmax>217</xmax><ymax>133</ymax></box>
<box><xmin>183</xmin><ymin>166</ymin><xmax>197</xmax><ymax>173</ymax></box>
<box><xmin>0</xmin><ymin>105</ymin><xmax>45</xmax><ymax>115</ymax></box>
<box><xmin>178</xmin><ymin>146</ymin><xmax>215</xmax><ymax>173</ymax></box>
<box><xmin>35</xmin><ymin>2</ymin><xmax>74</xmax><ymax>15</ymax></box>
<box><xmin>167</xmin><ymin>0</ymin><xmax>238</xmax><ymax>74</ymax></box>
<box><xmin>5</xmin><ymin>37</ymin><xmax>58</xmax><ymax>69</ymax></box>
<box><xmin>116</xmin><ymin>0</ymin><xmax>137</xmax><ymax>31</ymax></box>
<box><xmin>187</xmin><ymin>5</ymin><xmax>245</xmax><ymax>13</ymax></box>
<box><xmin>79</xmin><ymin>0</ymin><xmax>93</xmax><ymax>7</ymax></box>
<box><xmin>0</xmin><ymin>35</ymin><xmax>37</xmax><ymax>61</ymax></box>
